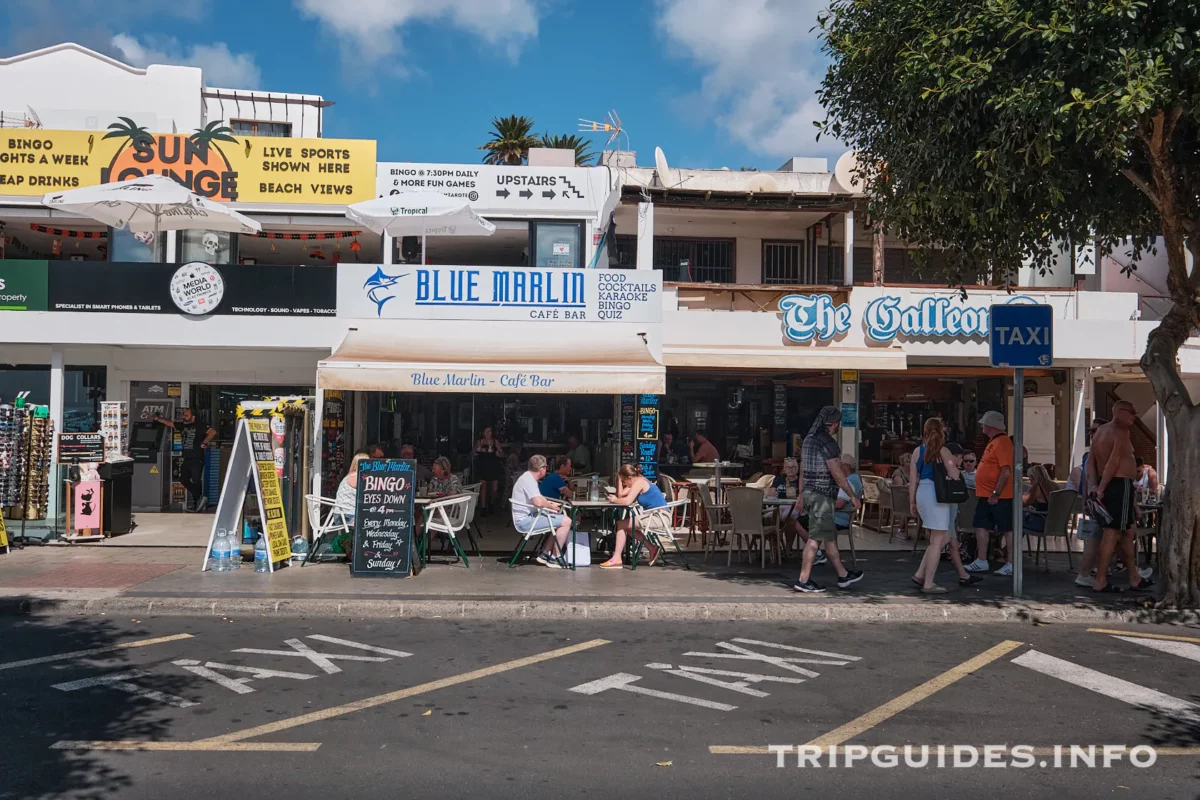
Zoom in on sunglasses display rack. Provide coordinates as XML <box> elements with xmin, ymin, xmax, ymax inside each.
<box><xmin>0</xmin><ymin>404</ymin><xmax>25</xmax><ymax>509</ymax></box>
<box><xmin>101</xmin><ymin>401</ymin><xmax>129</xmax><ymax>459</ymax></box>
<box><xmin>0</xmin><ymin>404</ymin><xmax>54</xmax><ymax>523</ymax></box>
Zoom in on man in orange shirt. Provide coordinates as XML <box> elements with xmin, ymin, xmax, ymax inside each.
<box><xmin>965</xmin><ymin>410</ymin><xmax>1014</xmax><ymax>575</ymax></box>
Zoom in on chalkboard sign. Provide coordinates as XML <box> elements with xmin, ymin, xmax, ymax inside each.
<box><xmin>58</xmin><ymin>432</ymin><xmax>106</xmax><ymax>464</ymax></box>
<box><xmin>351</xmin><ymin>459</ymin><xmax>415</xmax><ymax>578</ymax></box>
<box><xmin>773</xmin><ymin>383</ymin><xmax>788</xmax><ymax>440</ymax></box>
<box><xmin>636</xmin><ymin>395</ymin><xmax>660</xmax><ymax>479</ymax></box>
<box><xmin>620</xmin><ymin>395</ymin><xmax>636</xmax><ymax>466</ymax></box>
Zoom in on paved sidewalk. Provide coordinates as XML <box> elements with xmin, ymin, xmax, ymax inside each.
<box><xmin>1</xmin><ymin>542</ymin><xmax>1187</xmax><ymax>623</ymax></box>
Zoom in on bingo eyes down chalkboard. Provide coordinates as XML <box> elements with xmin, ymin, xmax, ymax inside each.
<box><xmin>351</xmin><ymin>459</ymin><xmax>415</xmax><ymax>577</ymax></box>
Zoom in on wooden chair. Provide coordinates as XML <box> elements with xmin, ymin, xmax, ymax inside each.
<box><xmin>1026</xmin><ymin>489</ymin><xmax>1077</xmax><ymax>571</ymax></box>
<box><xmin>725</xmin><ymin>486</ymin><xmax>782</xmax><ymax>567</ymax></box>
<box><xmin>699</xmin><ymin>483</ymin><xmax>734</xmax><ymax>562</ymax></box>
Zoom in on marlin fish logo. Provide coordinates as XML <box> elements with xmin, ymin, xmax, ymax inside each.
<box><xmin>363</xmin><ymin>266</ymin><xmax>408</xmax><ymax>316</ymax></box>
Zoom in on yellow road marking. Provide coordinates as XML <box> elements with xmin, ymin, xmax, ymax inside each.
<box><xmin>51</xmin><ymin>741</ymin><xmax>321</xmax><ymax>752</ymax></box>
<box><xmin>194</xmin><ymin>637</ymin><xmax>611</xmax><ymax>744</ymax></box>
<box><xmin>0</xmin><ymin>634</ymin><xmax>194</xmax><ymax>671</ymax></box>
<box><xmin>709</xmin><ymin>745</ymin><xmax>1200</xmax><ymax>757</ymax></box>
<box><xmin>1087</xmin><ymin>628</ymin><xmax>1200</xmax><ymax>644</ymax></box>
<box><xmin>804</xmin><ymin>640</ymin><xmax>1024</xmax><ymax>749</ymax></box>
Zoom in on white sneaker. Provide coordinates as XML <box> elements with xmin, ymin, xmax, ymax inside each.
<box><xmin>1074</xmin><ymin>575</ymin><xmax>1095</xmax><ymax>588</ymax></box>
<box><xmin>195</xmin><ymin>497</ymin><xmax>208</xmax><ymax>513</ymax></box>
<box><xmin>965</xmin><ymin>558</ymin><xmax>990</xmax><ymax>573</ymax></box>
<box><xmin>1138</xmin><ymin>566</ymin><xmax>1153</xmax><ymax>580</ymax></box>
<box><xmin>997</xmin><ymin>562</ymin><xmax>1013</xmax><ymax>576</ymax></box>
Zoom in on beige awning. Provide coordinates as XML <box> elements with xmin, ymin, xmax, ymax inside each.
<box><xmin>664</xmin><ymin>344</ymin><xmax>907</xmax><ymax>371</ymax></box>
<box><xmin>319</xmin><ymin>324</ymin><xmax>665</xmax><ymax>394</ymax></box>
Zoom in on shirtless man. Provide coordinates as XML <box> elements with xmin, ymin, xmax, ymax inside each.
<box><xmin>1088</xmin><ymin>401</ymin><xmax>1153</xmax><ymax>593</ymax></box>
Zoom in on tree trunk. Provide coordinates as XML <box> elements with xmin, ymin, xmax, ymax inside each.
<box><xmin>872</xmin><ymin>223</ymin><xmax>885</xmax><ymax>286</ymax></box>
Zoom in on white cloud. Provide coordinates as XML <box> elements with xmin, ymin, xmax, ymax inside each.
<box><xmin>656</xmin><ymin>0</ymin><xmax>843</xmax><ymax>160</ymax></box>
<box><xmin>111</xmin><ymin>33</ymin><xmax>262</xmax><ymax>88</ymax></box>
<box><xmin>294</xmin><ymin>0</ymin><xmax>539</xmax><ymax>67</ymax></box>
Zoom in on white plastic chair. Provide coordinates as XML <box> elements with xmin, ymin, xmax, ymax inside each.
<box><xmin>632</xmin><ymin>499</ymin><xmax>691</xmax><ymax>570</ymax></box>
<box><xmin>424</xmin><ymin>494</ymin><xmax>474</xmax><ymax>567</ymax></box>
<box><xmin>507</xmin><ymin>500</ymin><xmax>562</xmax><ymax>567</ymax></box>
<box><xmin>303</xmin><ymin>494</ymin><xmax>351</xmax><ymax>566</ymax></box>
<box><xmin>462</xmin><ymin>482</ymin><xmax>484</xmax><ymax>546</ymax></box>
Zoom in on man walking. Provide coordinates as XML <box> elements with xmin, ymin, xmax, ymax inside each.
<box><xmin>793</xmin><ymin>405</ymin><xmax>863</xmax><ymax>593</ymax></box>
<box><xmin>1090</xmin><ymin>401</ymin><xmax>1153</xmax><ymax>593</ymax></box>
<box><xmin>965</xmin><ymin>411</ymin><xmax>1014</xmax><ymax>575</ymax></box>
<box><xmin>152</xmin><ymin>408</ymin><xmax>215</xmax><ymax>513</ymax></box>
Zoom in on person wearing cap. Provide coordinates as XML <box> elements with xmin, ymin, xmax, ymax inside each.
<box><xmin>965</xmin><ymin>410</ymin><xmax>1015</xmax><ymax>575</ymax></box>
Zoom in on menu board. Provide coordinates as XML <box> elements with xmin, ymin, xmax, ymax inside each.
<box><xmin>351</xmin><ymin>459</ymin><xmax>414</xmax><ymax>578</ymax></box>
<box><xmin>246</xmin><ymin>419</ymin><xmax>291</xmax><ymax>564</ymax></box>
<box><xmin>58</xmin><ymin>432</ymin><xmax>106</xmax><ymax>463</ymax></box>
<box><xmin>637</xmin><ymin>394</ymin><xmax>660</xmax><ymax>480</ymax></box>
<box><xmin>773</xmin><ymin>383</ymin><xmax>788</xmax><ymax>440</ymax></box>
<box><xmin>620</xmin><ymin>395</ymin><xmax>636</xmax><ymax>466</ymax></box>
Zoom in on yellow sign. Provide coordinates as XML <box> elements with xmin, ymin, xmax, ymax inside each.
<box><xmin>1</xmin><ymin>124</ymin><xmax>376</xmax><ymax>204</ymax></box>
<box><xmin>0</xmin><ymin>513</ymin><xmax>8</xmax><ymax>551</ymax></box>
<box><xmin>841</xmin><ymin>370</ymin><xmax>860</xmax><ymax>382</ymax></box>
<box><xmin>247</xmin><ymin>419</ymin><xmax>291</xmax><ymax>563</ymax></box>
<box><xmin>149</xmin><ymin>465</ymin><xmax>159</xmax><ymax>474</ymax></box>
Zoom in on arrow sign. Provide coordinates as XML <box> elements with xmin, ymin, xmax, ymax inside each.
<box><xmin>496</xmin><ymin>189</ymin><xmax>510</xmax><ymax>199</ymax></box>
<box><xmin>519</xmin><ymin>189</ymin><xmax>532</xmax><ymax>199</ymax></box>
<box><xmin>543</xmin><ymin>190</ymin><xmax>557</xmax><ymax>199</ymax></box>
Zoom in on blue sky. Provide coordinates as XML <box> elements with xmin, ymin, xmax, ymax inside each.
<box><xmin>1</xmin><ymin>0</ymin><xmax>839</xmax><ymax>170</ymax></box>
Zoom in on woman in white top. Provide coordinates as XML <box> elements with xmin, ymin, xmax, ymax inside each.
<box><xmin>334</xmin><ymin>452</ymin><xmax>370</xmax><ymax>525</ymax></box>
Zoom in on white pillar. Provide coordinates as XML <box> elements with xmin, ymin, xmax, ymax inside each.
<box><xmin>312</xmin><ymin>387</ymin><xmax>324</xmax><ymax>497</ymax></box>
<box><xmin>842</xmin><ymin>210</ymin><xmax>855</xmax><ymax>286</ymax></box>
<box><xmin>838</xmin><ymin>372</ymin><xmax>859</xmax><ymax>457</ymax></box>
<box><xmin>1067</xmin><ymin>368</ymin><xmax>1089</xmax><ymax>472</ymax></box>
<box><xmin>636</xmin><ymin>202</ymin><xmax>655</xmax><ymax>271</ymax></box>
<box><xmin>165</xmin><ymin>231</ymin><xmax>177</xmax><ymax>263</ymax></box>
<box><xmin>47</xmin><ymin>348</ymin><xmax>64</xmax><ymax>521</ymax></box>
<box><xmin>382</xmin><ymin>233</ymin><xmax>393</xmax><ymax>265</ymax></box>
<box><xmin>1156</xmin><ymin>401</ymin><xmax>1168</xmax><ymax>485</ymax></box>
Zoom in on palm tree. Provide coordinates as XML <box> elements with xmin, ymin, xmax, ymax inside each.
<box><xmin>102</xmin><ymin>116</ymin><xmax>152</xmax><ymax>148</ymax></box>
<box><xmin>478</xmin><ymin>115</ymin><xmax>539</xmax><ymax>165</ymax></box>
<box><xmin>539</xmin><ymin>133</ymin><xmax>596</xmax><ymax>166</ymax></box>
<box><xmin>189</xmin><ymin>121</ymin><xmax>239</xmax><ymax>156</ymax></box>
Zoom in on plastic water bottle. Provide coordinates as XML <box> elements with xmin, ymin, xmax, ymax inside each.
<box><xmin>254</xmin><ymin>535</ymin><xmax>269</xmax><ymax>573</ymax></box>
<box><xmin>589</xmin><ymin>475</ymin><xmax>600</xmax><ymax>502</ymax></box>
<box><xmin>290</xmin><ymin>536</ymin><xmax>309</xmax><ymax>566</ymax></box>
<box><xmin>227</xmin><ymin>531</ymin><xmax>241</xmax><ymax>570</ymax></box>
<box><xmin>211</xmin><ymin>530</ymin><xmax>231</xmax><ymax>572</ymax></box>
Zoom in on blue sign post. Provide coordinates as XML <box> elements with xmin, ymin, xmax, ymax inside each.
<box><xmin>988</xmin><ymin>304</ymin><xmax>1054</xmax><ymax>598</ymax></box>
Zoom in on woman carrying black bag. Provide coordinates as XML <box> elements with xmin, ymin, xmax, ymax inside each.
<box><xmin>910</xmin><ymin>418</ymin><xmax>977</xmax><ymax>594</ymax></box>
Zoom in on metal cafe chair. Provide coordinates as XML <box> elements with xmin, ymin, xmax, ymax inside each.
<box><xmin>303</xmin><ymin>494</ymin><xmax>351</xmax><ymax>566</ymax></box>
<box><xmin>506</xmin><ymin>500</ymin><xmax>564</xmax><ymax>568</ymax></box>
<box><xmin>630</xmin><ymin>499</ymin><xmax>692</xmax><ymax>570</ymax></box>
<box><xmin>1025</xmin><ymin>489</ymin><xmax>1078</xmax><ymax>571</ymax></box>
<box><xmin>423</xmin><ymin>494</ymin><xmax>474</xmax><ymax>567</ymax></box>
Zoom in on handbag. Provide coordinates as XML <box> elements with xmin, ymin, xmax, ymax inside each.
<box><xmin>921</xmin><ymin>445</ymin><xmax>969</xmax><ymax>504</ymax></box>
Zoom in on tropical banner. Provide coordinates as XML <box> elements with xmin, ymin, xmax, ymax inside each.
<box><xmin>0</xmin><ymin>120</ymin><xmax>376</xmax><ymax>204</ymax></box>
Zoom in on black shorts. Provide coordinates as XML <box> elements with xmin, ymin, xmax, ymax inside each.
<box><xmin>1101</xmin><ymin>478</ymin><xmax>1136</xmax><ymax>531</ymax></box>
<box><xmin>972</xmin><ymin>497</ymin><xmax>1014</xmax><ymax>534</ymax></box>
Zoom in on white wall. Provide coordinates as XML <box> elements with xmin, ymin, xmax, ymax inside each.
<box><xmin>202</xmin><ymin>90</ymin><xmax>324</xmax><ymax>139</ymax></box>
<box><xmin>0</xmin><ymin>44</ymin><xmax>202</xmax><ymax>133</ymax></box>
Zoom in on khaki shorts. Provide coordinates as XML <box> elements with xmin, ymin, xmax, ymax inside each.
<box><xmin>803</xmin><ymin>491</ymin><xmax>838</xmax><ymax>542</ymax></box>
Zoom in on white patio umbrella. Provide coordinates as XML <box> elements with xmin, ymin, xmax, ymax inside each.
<box><xmin>346</xmin><ymin>192</ymin><xmax>496</xmax><ymax>245</ymax></box>
<box><xmin>42</xmin><ymin>174</ymin><xmax>262</xmax><ymax>239</ymax></box>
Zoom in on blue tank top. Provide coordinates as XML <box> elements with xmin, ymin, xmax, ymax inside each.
<box><xmin>637</xmin><ymin>481</ymin><xmax>667</xmax><ymax>509</ymax></box>
<box><xmin>917</xmin><ymin>446</ymin><xmax>936</xmax><ymax>481</ymax></box>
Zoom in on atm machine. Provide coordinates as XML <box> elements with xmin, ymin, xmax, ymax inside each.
<box><xmin>129</xmin><ymin>421</ymin><xmax>171</xmax><ymax>511</ymax></box>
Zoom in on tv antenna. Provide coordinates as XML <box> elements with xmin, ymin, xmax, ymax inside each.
<box><xmin>578</xmin><ymin>109</ymin><xmax>628</xmax><ymax>151</ymax></box>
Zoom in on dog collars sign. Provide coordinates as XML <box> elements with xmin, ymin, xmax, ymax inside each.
<box><xmin>0</xmin><ymin>123</ymin><xmax>376</xmax><ymax>204</ymax></box>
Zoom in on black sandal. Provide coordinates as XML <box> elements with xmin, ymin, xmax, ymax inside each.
<box><xmin>959</xmin><ymin>575</ymin><xmax>983</xmax><ymax>586</ymax></box>
<box><xmin>1130</xmin><ymin>578</ymin><xmax>1155</xmax><ymax>592</ymax></box>
<box><xmin>1093</xmin><ymin>584</ymin><xmax>1123</xmax><ymax>594</ymax></box>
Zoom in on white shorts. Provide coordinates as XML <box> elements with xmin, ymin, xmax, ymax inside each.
<box><xmin>916</xmin><ymin>479</ymin><xmax>952</xmax><ymax>530</ymax></box>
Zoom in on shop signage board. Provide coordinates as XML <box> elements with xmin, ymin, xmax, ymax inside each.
<box><xmin>376</xmin><ymin>163</ymin><xmax>608</xmax><ymax>215</ymax></box>
<box><xmin>57</xmin><ymin>432</ymin><xmax>106</xmax><ymax>463</ymax></box>
<box><xmin>1</xmin><ymin>127</ymin><xmax>376</xmax><ymax>204</ymax></box>
<box><xmin>620</xmin><ymin>395</ymin><xmax>636</xmax><ymax>466</ymax></box>
<box><xmin>0</xmin><ymin>260</ymin><xmax>49</xmax><ymax>311</ymax></box>
<box><xmin>203</xmin><ymin>417</ymin><xmax>291</xmax><ymax>573</ymax></box>
<box><xmin>48</xmin><ymin>262</ymin><xmax>336</xmax><ymax>315</ymax></box>
<box><xmin>636</xmin><ymin>395</ymin><xmax>660</xmax><ymax>480</ymax></box>
<box><xmin>339</xmin><ymin>264</ymin><xmax>661</xmax><ymax>323</ymax></box>
<box><xmin>351</xmin><ymin>459</ymin><xmax>415</xmax><ymax>578</ymax></box>
<box><xmin>779</xmin><ymin>291</ymin><xmax>1050</xmax><ymax>344</ymax></box>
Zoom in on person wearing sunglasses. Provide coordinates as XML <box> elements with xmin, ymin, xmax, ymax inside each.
<box><xmin>960</xmin><ymin>451</ymin><xmax>978</xmax><ymax>490</ymax></box>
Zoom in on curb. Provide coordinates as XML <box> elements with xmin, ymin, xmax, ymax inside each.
<box><xmin>1</xmin><ymin>595</ymin><xmax>1197</xmax><ymax>624</ymax></box>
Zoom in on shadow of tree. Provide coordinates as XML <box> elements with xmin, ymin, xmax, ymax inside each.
<box><xmin>0</xmin><ymin>598</ymin><xmax>196</xmax><ymax>800</ymax></box>
<box><xmin>1141</xmin><ymin>691</ymin><xmax>1200</xmax><ymax>800</ymax></box>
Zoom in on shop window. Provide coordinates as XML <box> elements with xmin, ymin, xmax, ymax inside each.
<box><xmin>180</xmin><ymin>230</ymin><xmax>238</xmax><ymax>265</ymax></box>
<box><xmin>0</xmin><ymin>365</ymin><xmax>105</xmax><ymax>431</ymax></box>
<box><xmin>109</xmin><ymin>227</ymin><xmax>165</xmax><ymax>262</ymax></box>
<box><xmin>762</xmin><ymin>241</ymin><xmax>807</xmax><ymax>284</ymax></box>
<box><xmin>610</xmin><ymin>234</ymin><xmax>636</xmax><ymax>268</ymax></box>
<box><xmin>230</xmin><ymin>120</ymin><xmax>292</xmax><ymax>138</ymax></box>
<box><xmin>530</xmin><ymin>221</ymin><xmax>584</xmax><ymax>269</ymax></box>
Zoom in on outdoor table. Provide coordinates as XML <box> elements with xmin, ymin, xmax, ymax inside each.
<box><xmin>565</xmin><ymin>498</ymin><xmax>627</xmax><ymax>567</ymax></box>
<box><xmin>691</xmin><ymin>462</ymin><xmax>743</xmax><ymax>503</ymax></box>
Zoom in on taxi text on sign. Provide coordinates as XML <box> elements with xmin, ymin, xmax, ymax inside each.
<box><xmin>988</xmin><ymin>303</ymin><xmax>1054</xmax><ymax>368</ymax></box>
<box><xmin>1</xmin><ymin>127</ymin><xmax>376</xmax><ymax>204</ymax></box>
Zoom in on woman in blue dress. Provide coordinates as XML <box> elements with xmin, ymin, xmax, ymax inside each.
<box><xmin>601</xmin><ymin>464</ymin><xmax>670</xmax><ymax>569</ymax></box>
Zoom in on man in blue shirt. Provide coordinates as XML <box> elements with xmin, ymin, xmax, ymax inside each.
<box><xmin>539</xmin><ymin>456</ymin><xmax>573</xmax><ymax>500</ymax></box>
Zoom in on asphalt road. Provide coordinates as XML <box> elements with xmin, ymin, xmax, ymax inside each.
<box><xmin>0</xmin><ymin>616</ymin><xmax>1197</xmax><ymax>800</ymax></box>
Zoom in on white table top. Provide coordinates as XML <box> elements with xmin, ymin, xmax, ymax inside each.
<box><xmin>762</xmin><ymin>496</ymin><xmax>800</xmax><ymax>506</ymax></box>
<box><xmin>568</xmin><ymin>499</ymin><xmax>621</xmax><ymax>509</ymax></box>
<box><xmin>691</xmin><ymin>462</ymin><xmax>744</xmax><ymax>469</ymax></box>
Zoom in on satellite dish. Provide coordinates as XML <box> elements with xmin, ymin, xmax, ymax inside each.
<box><xmin>834</xmin><ymin>150</ymin><xmax>863</xmax><ymax>194</ymax></box>
<box><xmin>654</xmin><ymin>146</ymin><xmax>670</xmax><ymax>175</ymax></box>
<box><xmin>746</xmin><ymin>174</ymin><xmax>779</xmax><ymax>193</ymax></box>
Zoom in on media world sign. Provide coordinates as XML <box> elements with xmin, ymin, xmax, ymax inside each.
<box><xmin>780</xmin><ymin>293</ymin><xmax>1040</xmax><ymax>343</ymax></box>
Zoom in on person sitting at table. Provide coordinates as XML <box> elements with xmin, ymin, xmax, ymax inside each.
<box><xmin>834</xmin><ymin>453</ymin><xmax>864</xmax><ymax>531</ymax></box>
<box><xmin>566</xmin><ymin>434</ymin><xmax>591</xmax><ymax>474</ymax></box>
<box><xmin>891</xmin><ymin>452</ymin><xmax>913</xmax><ymax>486</ymax></box>
<box><xmin>330</xmin><ymin>451</ymin><xmax>370</xmax><ymax>558</ymax></box>
<box><xmin>1021</xmin><ymin>464</ymin><xmax>1057</xmax><ymax>533</ymax></box>
<box><xmin>600</xmin><ymin>463</ymin><xmax>670</xmax><ymax>569</ymax></box>
<box><xmin>428</xmin><ymin>457</ymin><xmax>463</xmax><ymax>497</ymax></box>
<box><xmin>539</xmin><ymin>456</ymin><xmax>573</xmax><ymax>500</ymax></box>
<box><xmin>659</xmin><ymin>432</ymin><xmax>680</xmax><ymax>465</ymax></box>
<box><xmin>690</xmin><ymin>431</ymin><xmax>719</xmax><ymax>464</ymax></box>
<box><xmin>773</xmin><ymin>458</ymin><xmax>811</xmax><ymax>555</ymax></box>
<box><xmin>399</xmin><ymin>444</ymin><xmax>433</xmax><ymax>484</ymax></box>
<box><xmin>1134</xmin><ymin>457</ymin><xmax>1159</xmax><ymax>498</ymax></box>
<box><xmin>511</xmin><ymin>454</ymin><xmax>572</xmax><ymax>569</ymax></box>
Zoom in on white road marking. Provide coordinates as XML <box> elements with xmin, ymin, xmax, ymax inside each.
<box><xmin>306</xmin><ymin>635</ymin><xmax>412</xmax><ymax>658</ymax></box>
<box><xmin>682</xmin><ymin>642</ymin><xmax>824</xmax><ymax>677</ymax></box>
<box><xmin>173</xmin><ymin>659</ymin><xmax>317</xmax><ymax>694</ymax></box>
<box><xmin>233</xmin><ymin>638</ymin><xmax>392</xmax><ymax>674</ymax></box>
<box><xmin>569</xmin><ymin>672</ymin><xmax>738</xmax><ymax>711</ymax></box>
<box><xmin>1114</xmin><ymin>635</ymin><xmax>1200</xmax><ymax>664</ymax></box>
<box><xmin>730</xmin><ymin>638</ymin><xmax>861</xmax><ymax>662</ymax></box>
<box><xmin>647</xmin><ymin>663</ymin><xmax>772</xmax><ymax>697</ymax></box>
<box><xmin>1012</xmin><ymin>650</ymin><xmax>1198</xmax><ymax>719</ymax></box>
<box><xmin>53</xmin><ymin>670</ymin><xmax>198</xmax><ymax>708</ymax></box>
<box><xmin>0</xmin><ymin>634</ymin><xmax>194</xmax><ymax>671</ymax></box>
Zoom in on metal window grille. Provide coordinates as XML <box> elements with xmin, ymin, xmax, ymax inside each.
<box><xmin>762</xmin><ymin>241</ymin><xmax>809</xmax><ymax>284</ymax></box>
<box><xmin>654</xmin><ymin>237</ymin><xmax>735</xmax><ymax>283</ymax></box>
